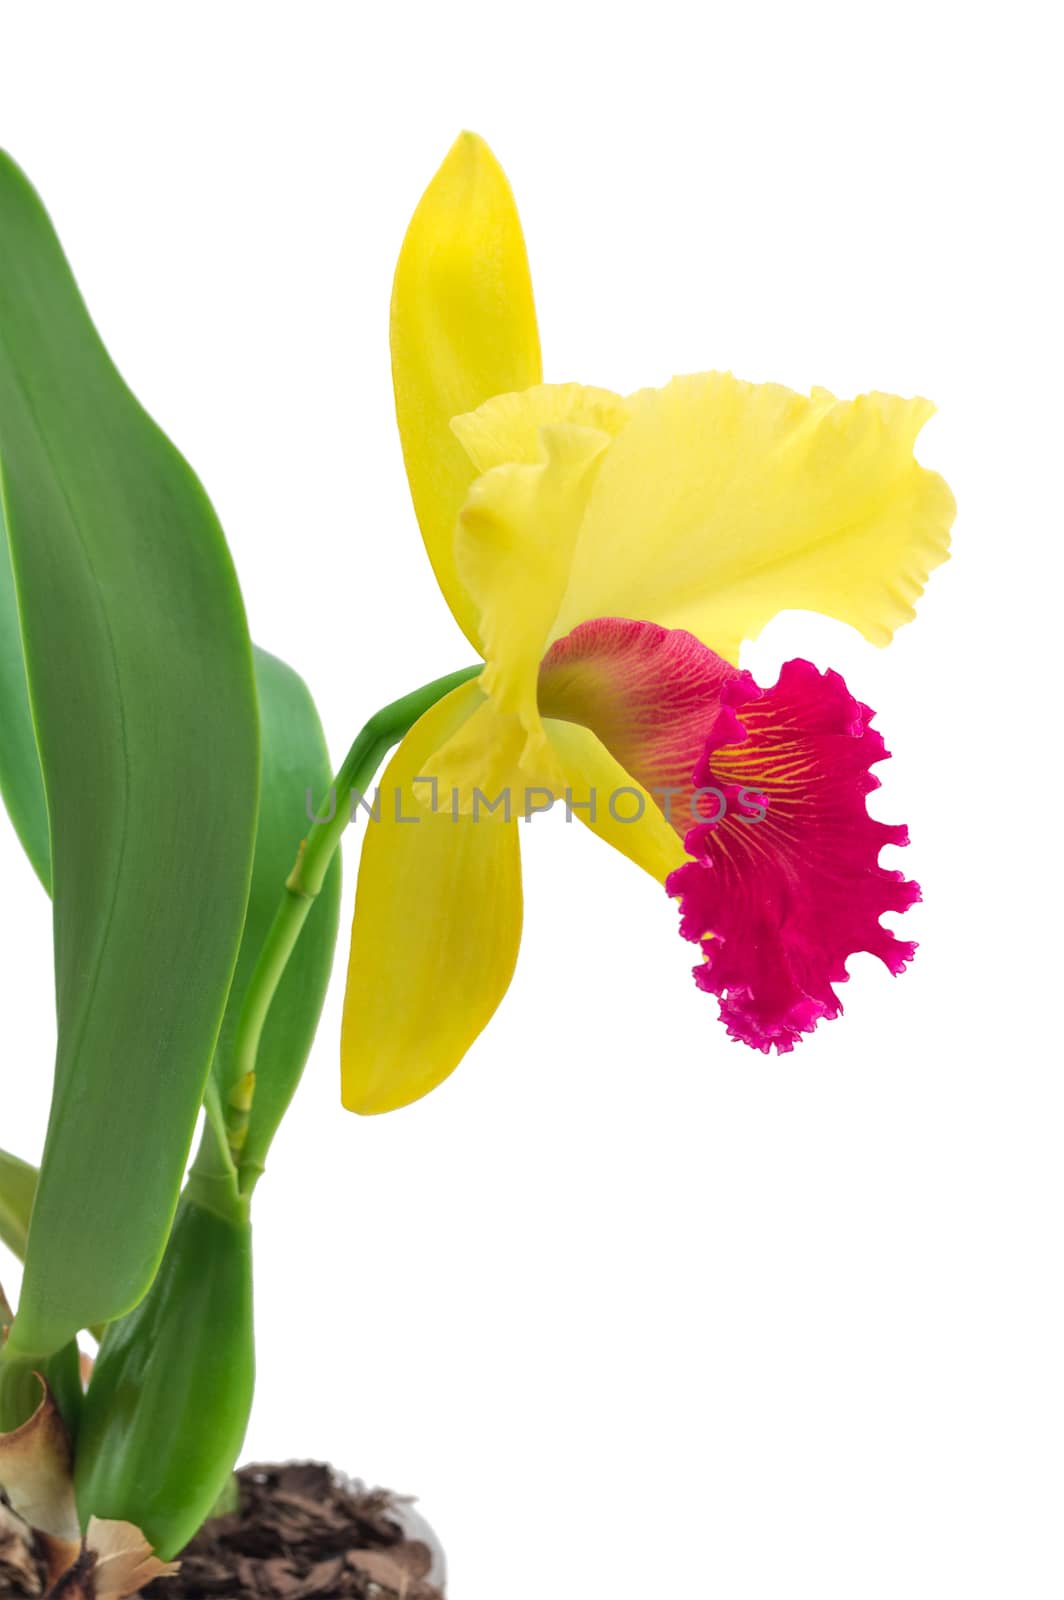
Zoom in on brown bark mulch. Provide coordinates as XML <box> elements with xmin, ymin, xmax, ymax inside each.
<box><xmin>139</xmin><ymin>1462</ymin><xmax>444</xmax><ymax>1599</ymax></box>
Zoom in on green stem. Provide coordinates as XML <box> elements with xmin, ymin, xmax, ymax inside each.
<box><xmin>185</xmin><ymin>1079</ymin><xmax>247</xmax><ymax>1225</ymax></box>
<box><xmin>226</xmin><ymin>663</ymin><xmax>481</xmax><ymax>1183</ymax></box>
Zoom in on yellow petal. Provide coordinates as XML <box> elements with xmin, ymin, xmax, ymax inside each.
<box><xmin>427</xmin><ymin>694</ymin><xmax>565</xmax><ymax>814</ymax></box>
<box><xmin>391</xmin><ymin>133</ymin><xmax>542</xmax><ymax>648</ymax></box>
<box><xmin>544</xmin><ymin>717</ymin><xmax>688</xmax><ymax>882</ymax></box>
<box><xmin>451</xmin><ymin>382</ymin><xmax>628</xmax><ymax>472</ymax></box>
<box><xmin>341</xmin><ymin>680</ymin><xmax>522</xmax><ymax>1114</ymax></box>
<box><xmin>455</xmin><ymin>421</ymin><xmax>612</xmax><ymax>757</ymax></box>
<box><xmin>555</xmin><ymin>372</ymin><xmax>955</xmax><ymax>662</ymax></box>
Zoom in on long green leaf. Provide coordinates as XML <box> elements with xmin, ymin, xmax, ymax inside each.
<box><xmin>0</xmin><ymin>1152</ymin><xmax>86</xmax><ymax>1438</ymax></box>
<box><xmin>215</xmin><ymin>648</ymin><xmax>341</xmax><ymax>1185</ymax></box>
<box><xmin>0</xmin><ymin>150</ymin><xmax>259</xmax><ymax>1360</ymax></box>
<box><xmin>1</xmin><ymin>620</ymin><xmax>336</xmax><ymax>1195</ymax></box>
<box><xmin>0</xmin><ymin>640</ymin><xmax>338</xmax><ymax>1196</ymax></box>
<box><xmin>0</xmin><ymin>1147</ymin><xmax>36</xmax><ymax>1262</ymax></box>
<box><xmin>0</xmin><ymin>500</ymin><xmax>49</xmax><ymax>888</ymax></box>
<box><xmin>2</xmin><ymin>632</ymin><xmax>337</xmax><ymax>1248</ymax></box>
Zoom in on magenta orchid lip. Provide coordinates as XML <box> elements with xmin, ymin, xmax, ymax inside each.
<box><xmin>669</xmin><ymin>656</ymin><xmax>918</xmax><ymax>1053</ymax></box>
<box><xmin>542</xmin><ymin>618</ymin><xmax>918</xmax><ymax>1055</ymax></box>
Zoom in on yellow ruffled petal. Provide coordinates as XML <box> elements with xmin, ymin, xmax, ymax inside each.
<box><xmin>544</xmin><ymin>717</ymin><xmax>688</xmax><ymax>882</ymax></box>
<box><xmin>555</xmin><ymin>372</ymin><xmax>955</xmax><ymax>662</ymax></box>
<box><xmin>455</xmin><ymin>420</ymin><xmax>613</xmax><ymax>760</ymax></box>
<box><xmin>341</xmin><ymin>680</ymin><xmax>522</xmax><ymax>1115</ymax></box>
<box><xmin>451</xmin><ymin>382</ymin><xmax>629</xmax><ymax>472</ymax></box>
<box><xmin>391</xmin><ymin>132</ymin><xmax>542</xmax><ymax>648</ymax></box>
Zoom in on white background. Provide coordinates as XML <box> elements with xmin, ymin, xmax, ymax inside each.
<box><xmin>1</xmin><ymin>3</ymin><xmax>1061</xmax><ymax>1596</ymax></box>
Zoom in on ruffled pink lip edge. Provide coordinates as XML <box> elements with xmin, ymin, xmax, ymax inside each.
<box><xmin>665</xmin><ymin>658</ymin><xmax>920</xmax><ymax>1054</ymax></box>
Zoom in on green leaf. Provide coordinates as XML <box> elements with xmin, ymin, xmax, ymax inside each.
<box><xmin>215</xmin><ymin>648</ymin><xmax>341</xmax><ymax>1186</ymax></box>
<box><xmin>0</xmin><ymin>636</ymin><xmax>336</xmax><ymax>1199</ymax></box>
<box><xmin>0</xmin><ymin>150</ymin><xmax>259</xmax><ymax>1360</ymax></box>
<box><xmin>0</xmin><ymin>1152</ymin><xmax>85</xmax><ymax>1440</ymax></box>
<box><xmin>0</xmin><ymin>1147</ymin><xmax>37</xmax><ymax>1263</ymax></box>
<box><xmin>0</xmin><ymin>500</ymin><xmax>49</xmax><ymax>888</ymax></box>
<box><xmin>69</xmin><ymin>651</ymin><xmax>339</xmax><ymax>1534</ymax></box>
<box><xmin>75</xmin><ymin>1196</ymin><xmax>254</xmax><ymax>1557</ymax></box>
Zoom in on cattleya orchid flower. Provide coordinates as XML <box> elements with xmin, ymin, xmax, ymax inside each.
<box><xmin>340</xmin><ymin>133</ymin><xmax>955</xmax><ymax>1114</ymax></box>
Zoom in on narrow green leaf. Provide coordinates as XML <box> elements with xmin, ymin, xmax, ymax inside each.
<box><xmin>0</xmin><ymin>629</ymin><xmax>335</xmax><ymax>1192</ymax></box>
<box><xmin>0</xmin><ymin>643</ymin><xmax>338</xmax><ymax>1194</ymax></box>
<box><xmin>0</xmin><ymin>1152</ymin><xmax>85</xmax><ymax>1441</ymax></box>
<box><xmin>0</xmin><ymin>1147</ymin><xmax>36</xmax><ymax>1262</ymax></box>
<box><xmin>0</xmin><ymin>151</ymin><xmax>259</xmax><ymax>1359</ymax></box>
<box><xmin>215</xmin><ymin>648</ymin><xmax>341</xmax><ymax>1185</ymax></box>
<box><xmin>0</xmin><ymin>502</ymin><xmax>49</xmax><ymax>888</ymax></box>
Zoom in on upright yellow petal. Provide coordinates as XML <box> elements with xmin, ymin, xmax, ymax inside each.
<box><xmin>456</xmin><ymin>420</ymin><xmax>612</xmax><ymax>763</ymax></box>
<box><xmin>391</xmin><ymin>133</ymin><xmax>542</xmax><ymax>648</ymax></box>
<box><xmin>341</xmin><ymin>680</ymin><xmax>522</xmax><ymax>1115</ymax></box>
<box><xmin>554</xmin><ymin>372</ymin><xmax>955</xmax><ymax>661</ymax></box>
<box><xmin>445</xmin><ymin>383</ymin><xmax>629</xmax><ymax>782</ymax></box>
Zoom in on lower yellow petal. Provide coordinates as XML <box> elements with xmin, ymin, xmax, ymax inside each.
<box><xmin>390</xmin><ymin>133</ymin><xmax>542</xmax><ymax>649</ymax></box>
<box><xmin>555</xmin><ymin>372</ymin><xmax>955</xmax><ymax>661</ymax></box>
<box><xmin>543</xmin><ymin>717</ymin><xmax>688</xmax><ymax>883</ymax></box>
<box><xmin>341</xmin><ymin>680</ymin><xmax>522</xmax><ymax>1114</ymax></box>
